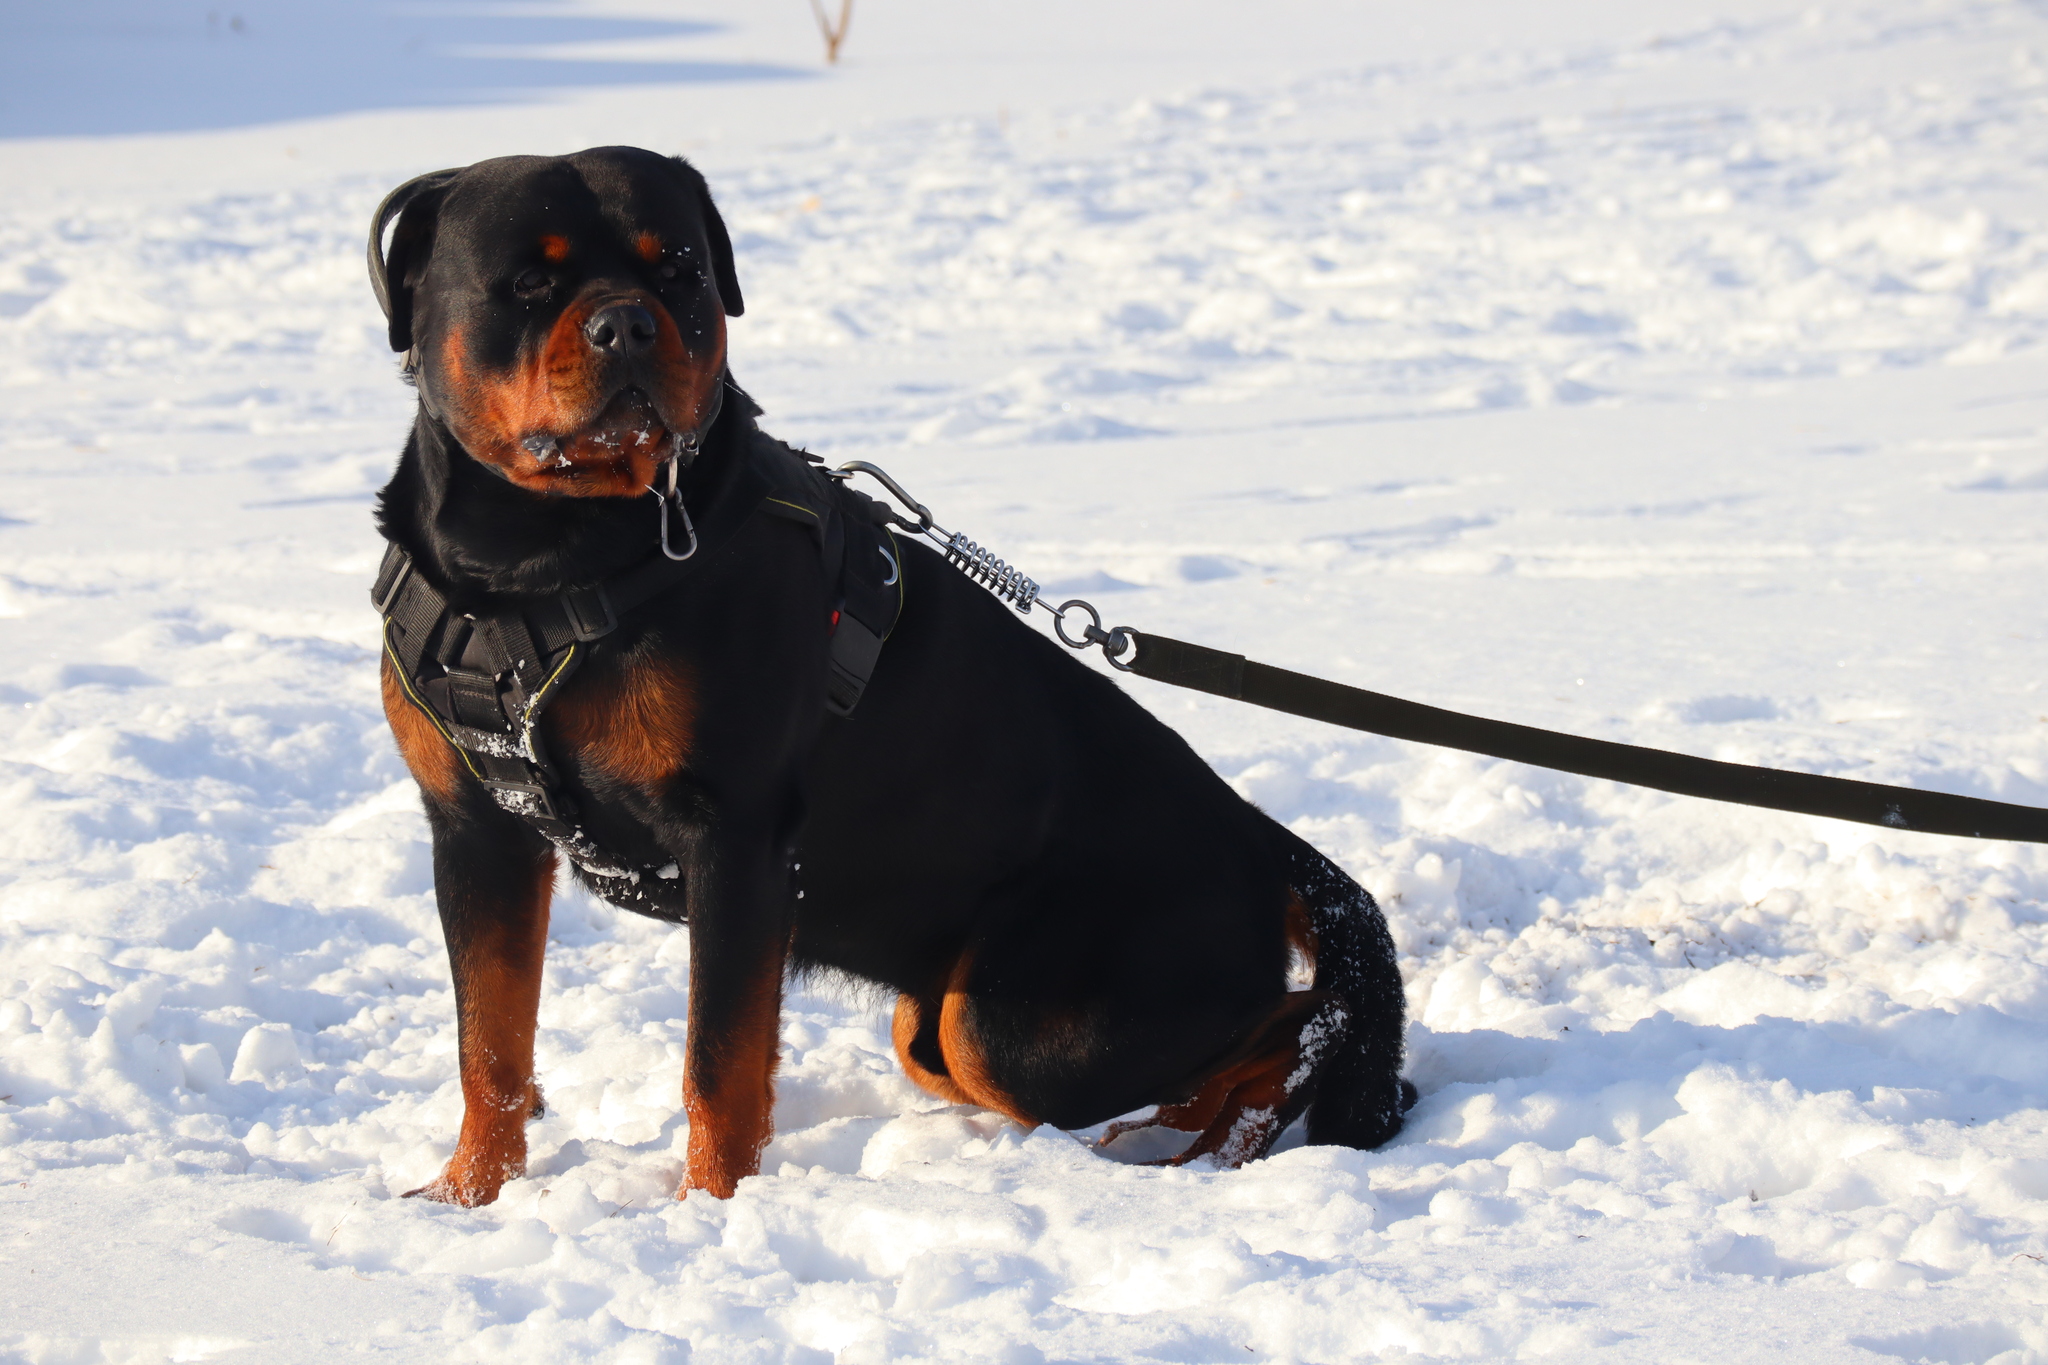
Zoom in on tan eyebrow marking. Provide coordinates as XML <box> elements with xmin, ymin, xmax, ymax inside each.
<box><xmin>636</xmin><ymin>232</ymin><xmax>663</xmax><ymax>263</ymax></box>
<box><xmin>540</xmin><ymin>234</ymin><xmax>570</xmax><ymax>263</ymax></box>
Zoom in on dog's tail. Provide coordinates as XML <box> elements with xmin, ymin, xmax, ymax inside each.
<box><xmin>1278</xmin><ymin>826</ymin><xmax>1416</xmax><ymax>1149</ymax></box>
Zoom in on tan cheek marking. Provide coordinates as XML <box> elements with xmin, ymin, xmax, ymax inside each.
<box><xmin>636</xmin><ymin>232</ymin><xmax>663</xmax><ymax>263</ymax></box>
<box><xmin>435</xmin><ymin>302</ymin><xmax>717</xmax><ymax>500</ymax></box>
<box><xmin>649</xmin><ymin>305</ymin><xmax>726</xmax><ymax>434</ymax></box>
<box><xmin>439</xmin><ymin>309</ymin><xmax>612</xmax><ymax>486</ymax></box>
<box><xmin>547</xmin><ymin>652</ymin><xmax>696</xmax><ymax>788</ymax></box>
<box><xmin>541</xmin><ymin>234</ymin><xmax>570</xmax><ymax>263</ymax></box>
<box><xmin>537</xmin><ymin>300</ymin><xmax>600</xmax><ymax>399</ymax></box>
<box><xmin>383</xmin><ymin>656</ymin><xmax>464</xmax><ymax>805</ymax></box>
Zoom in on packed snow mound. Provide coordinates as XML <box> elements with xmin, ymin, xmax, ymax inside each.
<box><xmin>3</xmin><ymin>0</ymin><xmax>2048</xmax><ymax>1361</ymax></box>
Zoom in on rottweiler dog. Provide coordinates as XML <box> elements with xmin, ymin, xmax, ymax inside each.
<box><xmin>369</xmin><ymin>146</ymin><xmax>1411</xmax><ymax>1205</ymax></box>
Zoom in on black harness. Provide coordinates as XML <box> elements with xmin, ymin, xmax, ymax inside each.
<box><xmin>371</xmin><ymin>428</ymin><xmax>905</xmax><ymax>880</ymax></box>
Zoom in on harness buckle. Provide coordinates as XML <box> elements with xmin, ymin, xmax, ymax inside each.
<box><xmin>562</xmin><ymin>584</ymin><xmax>617</xmax><ymax>642</ymax></box>
<box><xmin>482</xmin><ymin>777</ymin><xmax>566</xmax><ymax>824</ymax></box>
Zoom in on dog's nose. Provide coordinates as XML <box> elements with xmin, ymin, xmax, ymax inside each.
<box><xmin>583</xmin><ymin>303</ymin><xmax>658</xmax><ymax>356</ymax></box>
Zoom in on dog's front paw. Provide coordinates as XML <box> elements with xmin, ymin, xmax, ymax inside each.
<box><xmin>679</xmin><ymin>1141</ymin><xmax>759</xmax><ymax>1200</ymax></box>
<box><xmin>677</xmin><ymin>1169</ymin><xmax>740</xmax><ymax>1201</ymax></box>
<box><xmin>404</xmin><ymin>1176</ymin><xmax>484</xmax><ymax>1206</ymax></box>
<box><xmin>405</xmin><ymin>1148</ymin><xmax>523</xmax><ymax>1207</ymax></box>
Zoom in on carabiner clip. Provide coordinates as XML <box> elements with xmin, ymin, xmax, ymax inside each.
<box><xmin>832</xmin><ymin>460</ymin><xmax>936</xmax><ymax>533</ymax></box>
<box><xmin>651</xmin><ymin>459</ymin><xmax>699</xmax><ymax>562</ymax></box>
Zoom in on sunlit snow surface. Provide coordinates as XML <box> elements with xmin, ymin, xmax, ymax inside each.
<box><xmin>3</xmin><ymin>1</ymin><xmax>2048</xmax><ymax>1361</ymax></box>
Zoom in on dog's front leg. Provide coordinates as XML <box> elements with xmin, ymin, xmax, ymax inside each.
<box><xmin>678</xmin><ymin>834</ymin><xmax>792</xmax><ymax>1199</ymax></box>
<box><xmin>408</xmin><ymin>809</ymin><xmax>556</xmax><ymax>1207</ymax></box>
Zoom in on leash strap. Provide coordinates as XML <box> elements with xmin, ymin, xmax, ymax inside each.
<box><xmin>1129</xmin><ymin>633</ymin><xmax>2048</xmax><ymax>845</ymax></box>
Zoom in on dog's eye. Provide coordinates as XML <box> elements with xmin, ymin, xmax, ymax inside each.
<box><xmin>512</xmin><ymin>268</ymin><xmax>552</xmax><ymax>297</ymax></box>
<box><xmin>655</xmin><ymin>246</ymin><xmax>697</xmax><ymax>284</ymax></box>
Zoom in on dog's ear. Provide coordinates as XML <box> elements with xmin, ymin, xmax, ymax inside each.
<box><xmin>670</xmin><ymin>156</ymin><xmax>743</xmax><ymax>318</ymax></box>
<box><xmin>368</xmin><ymin>167</ymin><xmax>463</xmax><ymax>353</ymax></box>
<box><xmin>701</xmin><ymin>185</ymin><xmax>744</xmax><ymax>318</ymax></box>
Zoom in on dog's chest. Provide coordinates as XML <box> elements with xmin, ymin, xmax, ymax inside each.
<box><xmin>544</xmin><ymin>651</ymin><xmax>697</xmax><ymax>790</ymax></box>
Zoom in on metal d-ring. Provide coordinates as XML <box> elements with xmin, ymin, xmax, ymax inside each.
<box><xmin>1051</xmin><ymin>599</ymin><xmax>1137</xmax><ymax>671</ymax></box>
<box><xmin>1051</xmin><ymin>598</ymin><xmax>1101</xmax><ymax>649</ymax></box>
<box><xmin>879</xmin><ymin>544</ymin><xmax>899</xmax><ymax>586</ymax></box>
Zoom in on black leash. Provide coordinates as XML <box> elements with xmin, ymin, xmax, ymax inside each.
<box><xmin>835</xmin><ymin>462</ymin><xmax>2048</xmax><ymax>847</ymax></box>
<box><xmin>1126</xmin><ymin>633</ymin><xmax>2048</xmax><ymax>845</ymax></box>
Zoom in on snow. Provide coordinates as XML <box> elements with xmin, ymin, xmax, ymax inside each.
<box><xmin>3</xmin><ymin>0</ymin><xmax>2048</xmax><ymax>1360</ymax></box>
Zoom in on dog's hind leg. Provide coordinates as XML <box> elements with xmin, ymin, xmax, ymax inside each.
<box><xmin>929</xmin><ymin>952</ymin><xmax>1041</xmax><ymax>1128</ymax></box>
<box><xmin>920</xmin><ymin>872</ymin><xmax>1307</xmax><ymax>1145</ymax></box>
<box><xmin>1097</xmin><ymin>987</ymin><xmax>1338</xmax><ymax>1167</ymax></box>
<box><xmin>892</xmin><ymin>992</ymin><xmax>974</xmax><ymax>1106</ymax></box>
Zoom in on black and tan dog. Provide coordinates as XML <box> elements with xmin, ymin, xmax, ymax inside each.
<box><xmin>368</xmin><ymin>146</ymin><xmax>1411</xmax><ymax>1205</ymax></box>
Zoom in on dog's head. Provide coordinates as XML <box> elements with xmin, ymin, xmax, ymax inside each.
<box><xmin>370</xmin><ymin>146</ymin><xmax>743</xmax><ymax>499</ymax></box>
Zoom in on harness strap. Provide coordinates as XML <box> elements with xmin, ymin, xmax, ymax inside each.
<box><xmin>373</xmin><ymin>433</ymin><xmax>905</xmax><ymax>877</ymax></box>
<box><xmin>825</xmin><ymin>490</ymin><xmax>901</xmax><ymax>717</ymax></box>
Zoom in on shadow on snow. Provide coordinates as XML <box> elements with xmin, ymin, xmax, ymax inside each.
<box><xmin>0</xmin><ymin>0</ymin><xmax>809</xmax><ymax>139</ymax></box>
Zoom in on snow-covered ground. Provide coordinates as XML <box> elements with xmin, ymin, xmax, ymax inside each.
<box><xmin>4</xmin><ymin>1</ymin><xmax>2048</xmax><ymax>1360</ymax></box>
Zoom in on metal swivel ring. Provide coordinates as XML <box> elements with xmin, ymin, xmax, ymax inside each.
<box><xmin>1051</xmin><ymin>599</ymin><xmax>1136</xmax><ymax>671</ymax></box>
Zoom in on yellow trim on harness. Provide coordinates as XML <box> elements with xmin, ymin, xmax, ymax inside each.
<box><xmin>517</xmin><ymin>640</ymin><xmax>581</xmax><ymax>756</ymax></box>
<box><xmin>382</xmin><ymin>616</ymin><xmax>588</xmax><ymax>785</ymax></box>
<box><xmin>382</xmin><ymin>617</ymin><xmax>484</xmax><ymax>782</ymax></box>
<box><xmin>763</xmin><ymin>496</ymin><xmax>821</xmax><ymax>520</ymax></box>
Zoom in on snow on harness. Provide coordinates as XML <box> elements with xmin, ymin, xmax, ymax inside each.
<box><xmin>370</xmin><ymin>429</ymin><xmax>905</xmax><ymax>883</ymax></box>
